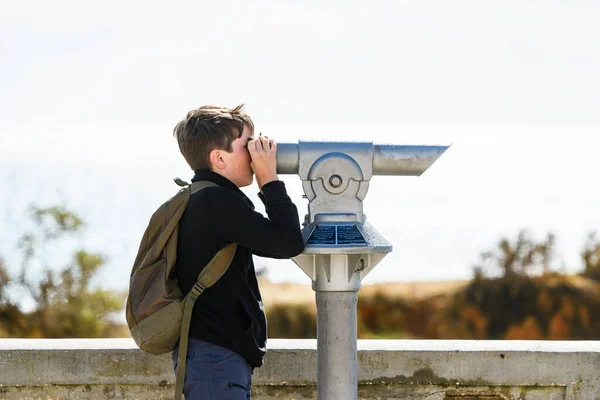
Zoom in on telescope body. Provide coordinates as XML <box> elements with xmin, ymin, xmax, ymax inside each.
<box><xmin>274</xmin><ymin>140</ymin><xmax>449</xmax><ymax>287</ymax></box>
<box><xmin>276</xmin><ymin>141</ymin><xmax>448</xmax><ymax>176</ymax></box>
<box><xmin>272</xmin><ymin>140</ymin><xmax>448</xmax><ymax>400</ymax></box>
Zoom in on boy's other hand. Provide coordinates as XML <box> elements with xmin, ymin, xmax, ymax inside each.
<box><xmin>249</xmin><ymin>136</ymin><xmax>278</xmax><ymax>191</ymax></box>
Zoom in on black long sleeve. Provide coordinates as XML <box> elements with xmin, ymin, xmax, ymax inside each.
<box><xmin>174</xmin><ymin>169</ymin><xmax>304</xmax><ymax>367</ymax></box>
<box><xmin>207</xmin><ymin>181</ymin><xmax>304</xmax><ymax>258</ymax></box>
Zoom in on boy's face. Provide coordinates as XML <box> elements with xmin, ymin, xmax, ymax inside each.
<box><xmin>219</xmin><ymin>124</ymin><xmax>254</xmax><ymax>188</ymax></box>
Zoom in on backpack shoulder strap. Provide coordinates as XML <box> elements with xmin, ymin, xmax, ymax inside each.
<box><xmin>175</xmin><ymin>243</ymin><xmax>238</xmax><ymax>400</ymax></box>
<box><xmin>190</xmin><ymin>180</ymin><xmax>219</xmax><ymax>195</ymax></box>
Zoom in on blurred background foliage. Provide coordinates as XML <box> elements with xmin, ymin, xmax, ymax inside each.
<box><xmin>2</xmin><ymin>204</ymin><xmax>600</xmax><ymax>340</ymax></box>
<box><xmin>0</xmin><ymin>205</ymin><xmax>127</xmax><ymax>338</ymax></box>
<box><xmin>266</xmin><ymin>229</ymin><xmax>600</xmax><ymax>340</ymax></box>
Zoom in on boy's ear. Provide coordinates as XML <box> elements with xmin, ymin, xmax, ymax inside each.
<box><xmin>209</xmin><ymin>149</ymin><xmax>226</xmax><ymax>170</ymax></box>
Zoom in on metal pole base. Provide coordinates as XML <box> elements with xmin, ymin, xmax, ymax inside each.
<box><xmin>316</xmin><ymin>291</ymin><xmax>358</xmax><ymax>400</ymax></box>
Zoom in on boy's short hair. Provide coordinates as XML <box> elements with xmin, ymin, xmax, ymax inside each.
<box><xmin>173</xmin><ymin>104</ymin><xmax>254</xmax><ymax>170</ymax></box>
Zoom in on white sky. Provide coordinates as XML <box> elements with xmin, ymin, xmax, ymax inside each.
<box><xmin>1</xmin><ymin>1</ymin><xmax>600</xmax><ymax>290</ymax></box>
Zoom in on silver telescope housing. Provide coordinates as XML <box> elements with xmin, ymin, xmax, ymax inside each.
<box><xmin>274</xmin><ymin>141</ymin><xmax>449</xmax><ymax>287</ymax></box>
<box><xmin>276</xmin><ymin>142</ymin><xmax>448</xmax><ymax>176</ymax></box>
<box><xmin>272</xmin><ymin>140</ymin><xmax>448</xmax><ymax>400</ymax></box>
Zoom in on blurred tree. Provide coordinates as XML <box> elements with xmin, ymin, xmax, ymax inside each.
<box><xmin>0</xmin><ymin>257</ymin><xmax>20</xmax><ymax>337</ymax></box>
<box><xmin>473</xmin><ymin>230</ymin><xmax>556</xmax><ymax>279</ymax></box>
<box><xmin>581</xmin><ymin>232</ymin><xmax>600</xmax><ymax>280</ymax></box>
<box><xmin>0</xmin><ymin>205</ymin><xmax>125</xmax><ymax>338</ymax></box>
<box><xmin>441</xmin><ymin>230</ymin><xmax>600</xmax><ymax>341</ymax></box>
<box><xmin>0</xmin><ymin>257</ymin><xmax>8</xmax><ymax>295</ymax></box>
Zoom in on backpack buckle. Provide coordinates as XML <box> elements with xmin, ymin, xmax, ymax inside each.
<box><xmin>192</xmin><ymin>282</ymin><xmax>206</xmax><ymax>295</ymax></box>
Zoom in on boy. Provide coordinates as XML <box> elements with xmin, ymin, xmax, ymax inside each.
<box><xmin>172</xmin><ymin>104</ymin><xmax>304</xmax><ymax>399</ymax></box>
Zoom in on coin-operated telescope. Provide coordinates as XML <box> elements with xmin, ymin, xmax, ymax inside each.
<box><xmin>276</xmin><ymin>141</ymin><xmax>449</xmax><ymax>400</ymax></box>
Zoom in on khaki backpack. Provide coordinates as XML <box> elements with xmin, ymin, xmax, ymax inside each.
<box><xmin>126</xmin><ymin>179</ymin><xmax>237</xmax><ymax>400</ymax></box>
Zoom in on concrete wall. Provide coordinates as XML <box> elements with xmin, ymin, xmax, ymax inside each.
<box><xmin>1</xmin><ymin>338</ymin><xmax>599</xmax><ymax>399</ymax></box>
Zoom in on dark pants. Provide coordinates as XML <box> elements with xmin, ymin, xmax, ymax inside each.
<box><xmin>172</xmin><ymin>338</ymin><xmax>253</xmax><ymax>400</ymax></box>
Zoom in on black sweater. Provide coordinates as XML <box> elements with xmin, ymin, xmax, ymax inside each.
<box><xmin>174</xmin><ymin>169</ymin><xmax>304</xmax><ymax>367</ymax></box>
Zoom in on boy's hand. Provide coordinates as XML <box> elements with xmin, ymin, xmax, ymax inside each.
<box><xmin>248</xmin><ymin>135</ymin><xmax>278</xmax><ymax>191</ymax></box>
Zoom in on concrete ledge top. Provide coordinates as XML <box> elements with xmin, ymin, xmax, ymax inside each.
<box><xmin>1</xmin><ymin>338</ymin><xmax>600</xmax><ymax>353</ymax></box>
<box><xmin>2</xmin><ymin>338</ymin><xmax>600</xmax><ymax>398</ymax></box>
<box><xmin>357</xmin><ymin>339</ymin><xmax>600</xmax><ymax>352</ymax></box>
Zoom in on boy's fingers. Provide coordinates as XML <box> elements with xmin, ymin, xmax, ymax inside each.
<box><xmin>250</xmin><ymin>139</ymin><xmax>265</xmax><ymax>153</ymax></box>
<box><xmin>260</xmin><ymin>137</ymin><xmax>269</xmax><ymax>151</ymax></box>
<box><xmin>249</xmin><ymin>137</ymin><xmax>277</xmax><ymax>155</ymax></box>
<box><xmin>250</xmin><ymin>139</ymin><xmax>263</xmax><ymax>152</ymax></box>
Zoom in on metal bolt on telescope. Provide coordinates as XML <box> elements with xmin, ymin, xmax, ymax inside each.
<box><xmin>275</xmin><ymin>141</ymin><xmax>449</xmax><ymax>400</ymax></box>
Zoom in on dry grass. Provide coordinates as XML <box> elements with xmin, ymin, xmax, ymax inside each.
<box><xmin>360</xmin><ymin>280</ymin><xmax>469</xmax><ymax>300</ymax></box>
<box><xmin>259</xmin><ymin>279</ymin><xmax>315</xmax><ymax>305</ymax></box>
<box><xmin>259</xmin><ymin>278</ymin><xmax>469</xmax><ymax>307</ymax></box>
